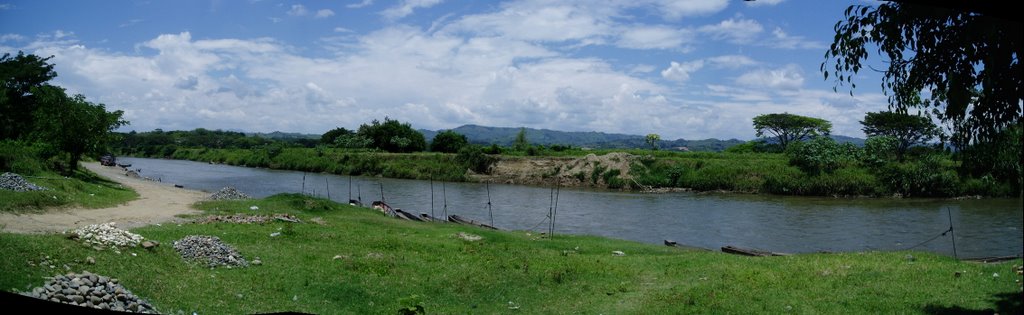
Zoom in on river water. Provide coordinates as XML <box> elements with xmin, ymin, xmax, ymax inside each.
<box><xmin>119</xmin><ymin>157</ymin><xmax>1023</xmax><ymax>258</ymax></box>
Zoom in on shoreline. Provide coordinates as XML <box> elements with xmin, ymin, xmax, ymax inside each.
<box><xmin>0</xmin><ymin>162</ymin><xmax>207</xmax><ymax>234</ymax></box>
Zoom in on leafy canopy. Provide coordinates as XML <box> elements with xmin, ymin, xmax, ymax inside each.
<box><xmin>645</xmin><ymin>134</ymin><xmax>660</xmax><ymax>150</ymax></box>
<box><xmin>0</xmin><ymin>52</ymin><xmax>58</xmax><ymax>140</ymax></box>
<box><xmin>861</xmin><ymin>111</ymin><xmax>939</xmax><ymax>161</ymax></box>
<box><xmin>752</xmin><ymin>113</ymin><xmax>832</xmax><ymax>149</ymax></box>
<box><xmin>822</xmin><ymin>3</ymin><xmax>1022</xmax><ymax>147</ymax></box>
<box><xmin>31</xmin><ymin>85</ymin><xmax>128</xmax><ymax>174</ymax></box>
<box><xmin>356</xmin><ymin>117</ymin><xmax>426</xmax><ymax>153</ymax></box>
<box><xmin>429</xmin><ymin>130</ymin><xmax>468</xmax><ymax>153</ymax></box>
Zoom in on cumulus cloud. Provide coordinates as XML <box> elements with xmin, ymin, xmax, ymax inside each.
<box><xmin>347</xmin><ymin>0</ymin><xmax>374</xmax><ymax>9</ymax></box>
<box><xmin>661</xmin><ymin>60</ymin><xmax>704</xmax><ymax>82</ymax></box>
<box><xmin>735</xmin><ymin>64</ymin><xmax>805</xmax><ymax>90</ymax></box>
<box><xmin>699</xmin><ymin>18</ymin><xmax>763</xmax><ymax>44</ymax></box>
<box><xmin>745</xmin><ymin>0</ymin><xmax>785</xmax><ymax>6</ymax></box>
<box><xmin>616</xmin><ymin>25</ymin><xmax>692</xmax><ymax>50</ymax></box>
<box><xmin>705</xmin><ymin>55</ymin><xmax>757</xmax><ymax>68</ymax></box>
<box><xmin>381</xmin><ymin>0</ymin><xmax>444</xmax><ymax>20</ymax></box>
<box><xmin>768</xmin><ymin>27</ymin><xmax>826</xmax><ymax>49</ymax></box>
<box><xmin>315</xmin><ymin>9</ymin><xmax>335</xmax><ymax>18</ymax></box>
<box><xmin>442</xmin><ymin>3</ymin><xmax>612</xmax><ymax>43</ymax></box>
<box><xmin>286</xmin><ymin>4</ymin><xmax>308</xmax><ymax>16</ymax></box>
<box><xmin>657</xmin><ymin>0</ymin><xmax>729</xmax><ymax>19</ymax></box>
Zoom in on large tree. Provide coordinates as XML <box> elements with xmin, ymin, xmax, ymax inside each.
<box><xmin>31</xmin><ymin>85</ymin><xmax>127</xmax><ymax>174</ymax></box>
<box><xmin>429</xmin><ymin>130</ymin><xmax>468</xmax><ymax>153</ymax></box>
<box><xmin>0</xmin><ymin>52</ymin><xmax>57</xmax><ymax>140</ymax></box>
<box><xmin>822</xmin><ymin>2</ymin><xmax>1021</xmax><ymax>148</ymax></box>
<box><xmin>752</xmin><ymin>113</ymin><xmax>832</xmax><ymax>149</ymax></box>
<box><xmin>861</xmin><ymin>111</ymin><xmax>940</xmax><ymax>161</ymax></box>
<box><xmin>356</xmin><ymin>117</ymin><xmax>426</xmax><ymax>153</ymax></box>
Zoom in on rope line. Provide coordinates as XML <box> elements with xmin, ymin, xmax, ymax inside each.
<box><xmin>528</xmin><ymin>214</ymin><xmax>550</xmax><ymax>232</ymax></box>
<box><xmin>904</xmin><ymin>227</ymin><xmax>953</xmax><ymax>250</ymax></box>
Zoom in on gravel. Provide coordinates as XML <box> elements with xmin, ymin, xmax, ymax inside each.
<box><xmin>173</xmin><ymin>235</ymin><xmax>248</xmax><ymax>268</ymax></box>
<box><xmin>192</xmin><ymin>213</ymin><xmax>301</xmax><ymax>224</ymax></box>
<box><xmin>0</xmin><ymin>172</ymin><xmax>47</xmax><ymax>192</ymax></box>
<box><xmin>209</xmin><ymin>186</ymin><xmax>251</xmax><ymax>200</ymax></box>
<box><xmin>21</xmin><ymin>271</ymin><xmax>157</xmax><ymax>313</ymax></box>
<box><xmin>68</xmin><ymin>223</ymin><xmax>145</xmax><ymax>249</ymax></box>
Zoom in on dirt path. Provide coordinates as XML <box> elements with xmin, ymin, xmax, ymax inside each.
<box><xmin>0</xmin><ymin>162</ymin><xmax>207</xmax><ymax>234</ymax></box>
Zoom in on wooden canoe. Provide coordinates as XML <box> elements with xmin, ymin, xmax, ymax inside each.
<box><xmin>447</xmin><ymin>215</ymin><xmax>498</xmax><ymax>230</ymax></box>
<box><xmin>721</xmin><ymin>245</ymin><xmax>790</xmax><ymax>257</ymax></box>
<box><xmin>394</xmin><ymin>209</ymin><xmax>424</xmax><ymax>222</ymax></box>
<box><xmin>663</xmin><ymin>240</ymin><xmax>712</xmax><ymax>251</ymax></box>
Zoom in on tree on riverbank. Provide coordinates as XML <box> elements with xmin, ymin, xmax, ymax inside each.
<box><xmin>752</xmin><ymin>113</ymin><xmax>832</xmax><ymax>149</ymax></box>
<box><xmin>356</xmin><ymin>118</ymin><xmax>426</xmax><ymax>153</ymax></box>
<box><xmin>430</xmin><ymin>130</ymin><xmax>468</xmax><ymax>153</ymax></box>
<box><xmin>31</xmin><ymin>85</ymin><xmax>127</xmax><ymax>174</ymax></box>
<box><xmin>861</xmin><ymin>111</ymin><xmax>940</xmax><ymax>161</ymax></box>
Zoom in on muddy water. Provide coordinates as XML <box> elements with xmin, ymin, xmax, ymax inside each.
<box><xmin>120</xmin><ymin>157</ymin><xmax>1023</xmax><ymax>258</ymax></box>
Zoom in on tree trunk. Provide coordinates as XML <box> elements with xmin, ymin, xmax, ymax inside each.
<box><xmin>66</xmin><ymin>151</ymin><xmax>81</xmax><ymax>176</ymax></box>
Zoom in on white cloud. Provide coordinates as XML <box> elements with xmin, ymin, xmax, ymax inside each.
<box><xmin>705</xmin><ymin>55</ymin><xmax>757</xmax><ymax>68</ymax></box>
<box><xmin>347</xmin><ymin>0</ymin><xmax>374</xmax><ymax>9</ymax></box>
<box><xmin>0</xmin><ymin>33</ymin><xmax>24</xmax><ymax>42</ymax></box>
<box><xmin>287</xmin><ymin>4</ymin><xmax>308</xmax><ymax>16</ymax></box>
<box><xmin>745</xmin><ymin>0</ymin><xmax>785</xmax><ymax>7</ymax></box>
<box><xmin>699</xmin><ymin>18</ymin><xmax>763</xmax><ymax>44</ymax></box>
<box><xmin>0</xmin><ymin>4</ymin><xmax>13</xmax><ymax>10</ymax></box>
<box><xmin>735</xmin><ymin>64</ymin><xmax>804</xmax><ymax>90</ymax></box>
<box><xmin>616</xmin><ymin>25</ymin><xmax>692</xmax><ymax>50</ymax></box>
<box><xmin>661</xmin><ymin>60</ymin><xmax>704</xmax><ymax>82</ymax></box>
<box><xmin>333</xmin><ymin>27</ymin><xmax>353</xmax><ymax>33</ymax></box>
<box><xmin>381</xmin><ymin>0</ymin><xmax>444</xmax><ymax>20</ymax></box>
<box><xmin>315</xmin><ymin>9</ymin><xmax>335</xmax><ymax>18</ymax></box>
<box><xmin>657</xmin><ymin>0</ymin><xmax>729</xmax><ymax>19</ymax></box>
<box><xmin>443</xmin><ymin>3</ymin><xmax>613</xmax><ymax>43</ymax></box>
<box><xmin>768</xmin><ymin>27</ymin><xmax>826</xmax><ymax>49</ymax></box>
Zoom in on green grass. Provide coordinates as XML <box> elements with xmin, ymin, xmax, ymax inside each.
<box><xmin>0</xmin><ymin>168</ymin><xmax>138</xmax><ymax>213</ymax></box>
<box><xmin>2</xmin><ymin>194</ymin><xmax>1020</xmax><ymax>314</ymax></box>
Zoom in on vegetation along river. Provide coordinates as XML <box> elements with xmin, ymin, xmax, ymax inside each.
<box><xmin>121</xmin><ymin>157</ymin><xmax>1023</xmax><ymax>258</ymax></box>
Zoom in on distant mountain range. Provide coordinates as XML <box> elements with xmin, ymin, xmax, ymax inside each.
<box><xmin>420</xmin><ymin>124</ymin><xmax>748</xmax><ymax>151</ymax></box>
<box><xmin>249</xmin><ymin>124</ymin><xmax>865</xmax><ymax>152</ymax></box>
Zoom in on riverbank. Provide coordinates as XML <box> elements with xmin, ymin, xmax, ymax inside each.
<box><xmin>146</xmin><ymin>147</ymin><xmax>1018</xmax><ymax>198</ymax></box>
<box><xmin>1</xmin><ymin>193</ymin><xmax>1021</xmax><ymax>313</ymax></box>
<box><xmin>0</xmin><ymin>162</ymin><xmax>205</xmax><ymax>233</ymax></box>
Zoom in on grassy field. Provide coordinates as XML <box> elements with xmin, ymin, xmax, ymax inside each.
<box><xmin>1</xmin><ymin>194</ymin><xmax>1020</xmax><ymax>314</ymax></box>
<box><xmin>0</xmin><ymin>169</ymin><xmax>138</xmax><ymax>214</ymax></box>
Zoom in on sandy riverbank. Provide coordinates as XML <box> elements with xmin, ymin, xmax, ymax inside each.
<box><xmin>0</xmin><ymin>162</ymin><xmax>206</xmax><ymax>234</ymax></box>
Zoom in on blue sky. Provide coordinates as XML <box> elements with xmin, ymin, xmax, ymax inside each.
<box><xmin>0</xmin><ymin>0</ymin><xmax>888</xmax><ymax>140</ymax></box>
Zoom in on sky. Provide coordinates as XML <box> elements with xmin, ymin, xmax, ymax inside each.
<box><xmin>0</xmin><ymin>0</ymin><xmax>889</xmax><ymax>140</ymax></box>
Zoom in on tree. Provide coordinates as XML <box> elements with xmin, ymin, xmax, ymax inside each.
<box><xmin>320</xmin><ymin>127</ymin><xmax>352</xmax><ymax>145</ymax></box>
<box><xmin>430</xmin><ymin>130</ymin><xmax>468</xmax><ymax>153</ymax></box>
<box><xmin>512</xmin><ymin>128</ymin><xmax>529</xmax><ymax>152</ymax></box>
<box><xmin>752</xmin><ymin>113</ymin><xmax>832</xmax><ymax>149</ymax></box>
<box><xmin>0</xmin><ymin>52</ymin><xmax>58</xmax><ymax>140</ymax></box>
<box><xmin>861</xmin><ymin>111</ymin><xmax>940</xmax><ymax>161</ymax></box>
<box><xmin>823</xmin><ymin>2</ymin><xmax>1021</xmax><ymax>147</ymax></box>
<box><xmin>785</xmin><ymin>136</ymin><xmax>860</xmax><ymax>175</ymax></box>
<box><xmin>31</xmin><ymin>85</ymin><xmax>127</xmax><ymax>174</ymax></box>
<box><xmin>645</xmin><ymin>133</ymin><xmax>661</xmax><ymax>151</ymax></box>
<box><xmin>356</xmin><ymin>117</ymin><xmax>426</xmax><ymax>153</ymax></box>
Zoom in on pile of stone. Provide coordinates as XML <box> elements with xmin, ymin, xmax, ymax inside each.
<box><xmin>124</xmin><ymin>170</ymin><xmax>141</xmax><ymax>179</ymax></box>
<box><xmin>209</xmin><ymin>186</ymin><xmax>251</xmax><ymax>200</ymax></box>
<box><xmin>21</xmin><ymin>271</ymin><xmax>157</xmax><ymax>313</ymax></box>
<box><xmin>192</xmin><ymin>213</ymin><xmax>300</xmax><ymax>224</ymax></box>
<box><xmin>68</xmin><ymin>223</ymin><xmax>145</xmax><ymax>249</ymax></box>
<box><xmin>173</xmin><ymin>235</ymin><xmax>248</xmax><ymax>268</ymax></box>
<box><xmin>0</xmin><ymin>172</ymin><xmax>47</xmax><ymax>192</ymax></box>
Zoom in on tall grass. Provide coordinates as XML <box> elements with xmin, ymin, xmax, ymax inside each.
<box><xmin>2</xmin><ymin>194</ymin><xmax>1019</xmax><ymax>314</ymax></box>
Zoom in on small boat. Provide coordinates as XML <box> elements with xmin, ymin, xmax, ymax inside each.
<box><xmin>420</xmin><ymin>213</ymin><xmax>445</xmax><ymax>222</ymax></box>
<box><xmin>663</xmin><ymin>239</ymin><xmax>712</xmax><ymax>251</ymax></box>
<box><xmin>447</xmin><ymin>214</ymin><xmax>498</xmax><ymax>230</ymax></box>
<box><xmin>348</xmin><ymin>199</ymin><xmax>363</xmax><ymax>207</ymax></box>
<box><xmin>394</xmin><ymin>209</ymin><xmax>424</xmax><ymax>222</ymax></box>
<box><xmin>117</xmin><ymin>163</ymin><xmax>132</xmax><ymax>168</ymax></box>
<box><xmin>371</xmin><ymin>201</ymin><xmax>397</xmax><ymax>217</ymax></box>
<box><xmin>720</xmin><ymin>245</ymin><xmax>789</xmax><ymax>257</ymax></box>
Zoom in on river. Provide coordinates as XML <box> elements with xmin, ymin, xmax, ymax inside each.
<box><xmin>119</xmin><ymin>157</ymin><xmax>1023</xmax><ymax>258</ymax></box>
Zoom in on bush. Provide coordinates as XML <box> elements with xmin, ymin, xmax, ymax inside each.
<box><xmin>456</xmin><ymin>146</ymin><xmax>495</xmax><ymax>174</ymax></box>
<box><xmin>429</xmin><ymin>130</ymin><xmax>469</xmax><ymax>153</ymax></box>
<box><xmin>785</xmin><ymin>137</ymin><xmax>860</xmax><ymax>175</ymax></box>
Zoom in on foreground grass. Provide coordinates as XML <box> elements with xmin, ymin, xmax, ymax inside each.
<box><xmin>1</xmin><ymin>194</ymin><xmax>1021</xmax><ymax>314</ymax></box>
<box><xmin>0</xmin><ymin>168</ymin><xmax>138</xmax><ymax>213</ymax></box>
